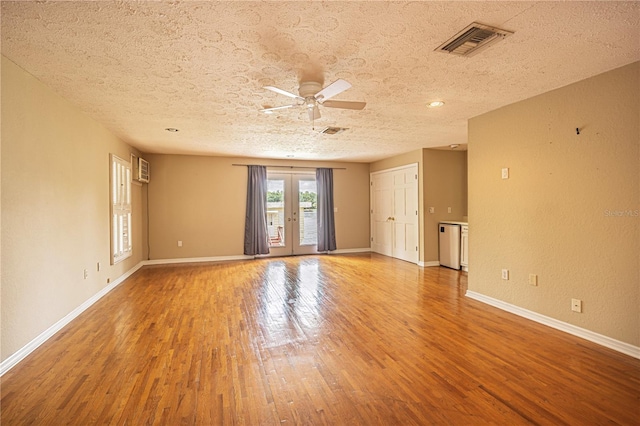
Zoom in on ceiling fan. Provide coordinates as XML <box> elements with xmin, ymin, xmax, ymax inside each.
<box><xmin>260</xmin><ymin>79</ymin><xmax>366</xmax><ymax>121</ymax></box>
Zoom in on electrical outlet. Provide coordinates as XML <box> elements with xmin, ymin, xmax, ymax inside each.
<box><xmin>83</xmin><ymin>269</ymin><xmax>88</xmax><ymax>280</ymax></box>
<box><xmin>529</xmin><ymin>274</ymin><xmax>538</xmax><ymax>286</ymax></box>
<box><xmin>571</xmin><ymin>299</ymin><xmax>582</xmax><ymax>313</ymax></box>
<box><xmin>447</xmin><ymin>207</ymin><xmax>452</xmax><ymax>213</ymax></box>
<box><xmin>502</xmin><ymin>168</ymin><xmax>509</xmax><ymax>179</ymax></box>
<box><xmin>428</xmin><ymin>207</ymin><xmax>435</xmax><ymax>214</ymax></box>
<box><xmin>501</xmin><ymin>269</ymin><xmax>509</xmax><ymax>280</ymax></box>
<box><xmin>177</xmin><ymin>240</ymin><xmax>183</xmax><ymax>247</ymax></box>
<box><xmin>97</xmin><ymin>262</ymin><xmax>101</xmax><ymax>272</ymax></box>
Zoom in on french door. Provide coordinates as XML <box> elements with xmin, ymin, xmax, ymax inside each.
<box><xmin>266</xmin><ymin>172</ymin><xmax>318</xmax><ymax>256</ymax></box>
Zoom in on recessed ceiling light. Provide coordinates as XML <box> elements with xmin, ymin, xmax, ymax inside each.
<box><xmin>427</xmin><ymin>101</ymin><xmax>445</xmax><ymax>108</ymax></box>
<box><xmin>165</xmin><ymin>128</ymin><xmax>179</xmax><ymax>132</ymax></box>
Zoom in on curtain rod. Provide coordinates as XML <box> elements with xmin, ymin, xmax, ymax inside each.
<box><xmin>232</xmin><ymin>164</ymin><xmax>346</xmax><ymax>170</ymax></box>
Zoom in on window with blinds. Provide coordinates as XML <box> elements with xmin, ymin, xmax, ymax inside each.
<box><xmin>110</xmin><ymin>154</ymin><xmax>132</xmax><ymax>264</ymax></box>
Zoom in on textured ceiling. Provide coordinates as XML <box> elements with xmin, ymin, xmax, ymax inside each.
<box><xmin>2</xmin><ymin>1</ymin><xmax>639</xmax><ymax>162</ymax></box>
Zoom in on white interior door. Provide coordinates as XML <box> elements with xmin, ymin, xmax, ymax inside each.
<box><xmin>267</xmin><ymin>172</ymin><xmax>318</xmax><ymax>256</ymax></box>
<box><xmin>371</xmin><ymin>172</ymin><xmax>393</xmax><ymax>257</ymax></box>
<box><xmin>371</xmin><ymin>164</ymin><xmax>419</xmax><ymax>264</ymax></box>
<box><xmin>392</xmin><ymin>166</ymin><xmax>419</xmax><ymax>263</ymax></box>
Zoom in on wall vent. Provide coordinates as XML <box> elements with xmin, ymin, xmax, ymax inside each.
<box><xmin>436</xmin><ymin>22</ymin><xmax>513</xmax><ymax>57</ymax></box>
<box><xmin>319</xmin><ymin>126</ymin><xmax>348</xmax><ymax>135</ymax></box>
<box><xmin>137</xmin><ymin>157</ymin><xmax>150</xmax><ymax>183</ymax></box>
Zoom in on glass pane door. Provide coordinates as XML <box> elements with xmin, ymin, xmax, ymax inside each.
<box><xmin>267</xmin><ymin>177</ymin><xmax>286</xmax><ymax>248</ymax></box>
<box><xmin>296</xmin><ymin>176</ymin><xmax>318</xmax><ymax>251</ymax></box>
<box><xmin>266</xmin><ymin>172</ymin><xmax>318</xmax><ymax>256</ymax></box>
<box><xmin>266</xmin><ymin>175</ymin><xmax>289</xmax><ymax>257</ymax></box>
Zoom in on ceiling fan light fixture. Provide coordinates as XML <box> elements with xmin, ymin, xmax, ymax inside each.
<box><xmin>262</xmin><ymin>78</ymin><xmax>366</xmax><ymax>122</ymax></box>
<box><xmin>428</xmin><ymin>101</ymin><xmax>445</xmax><ymax>108</ymax></box>
<box><xmin>165</xmin><ymin>127</ymin><xmax>179</xmax><ymax>132</ymax></box>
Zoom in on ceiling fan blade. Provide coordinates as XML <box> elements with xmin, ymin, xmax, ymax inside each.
<box><xmin>314</xmin><ymin>79</ymin><xmax>351</xmax><ymax>102</ymax></box>
<box><xmin>308</xmin><ymin>106</ymin><xmax>321</xmax><ymax>121</ymax></box>
<box><xmin>264</xmin><ymin>86</ymin><xmax>303</xmax><ymax>100</ymax></box>
<box><xmin>260</xmin><ymin>104</ymin><xmax>296</xmax><ymax>113</ymax></box>
<box><xmin>322</xmin><ymin>100</ymin><xmax>366</xmax><ymax>110</ymax></box>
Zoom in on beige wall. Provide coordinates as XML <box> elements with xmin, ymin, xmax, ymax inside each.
<box><xmin>1</xmin><ymin>56</ymin><xmax>146</xmax><ymax>361</ymax></box>
<box><xmin>369</xmin><ymin>150</ymin><xmax>422</xmax><ymax>174</ymax></box>
<box><xmin>468</xmin><ymin>62</ymin><xmax>639</xmax><ymax>346</ymax></box>
<box><xmin>370</xmin><ymin>149</ymin><xmax>467</xmax><ymax>264</ymax></box>
<box><xmin>145</xmin><ymin>154</ymin><xmax>371</xmax><ymax>259</ymax></box>
<box><xmin>423</xmin><ymin>149</ymin><xmax>468</xmax><ymax>262</ymax></box>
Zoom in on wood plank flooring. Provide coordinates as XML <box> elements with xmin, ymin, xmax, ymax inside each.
<box><xmin>2</xmin><ymin>253</ymin><xmax>639</xmax><ymax>425</ymax></box>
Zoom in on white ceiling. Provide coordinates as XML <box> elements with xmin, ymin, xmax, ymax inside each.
<box><xmin>2</xmin><ymin>1</ymin><xmax>639</xmax><ymax>162</ymax></box>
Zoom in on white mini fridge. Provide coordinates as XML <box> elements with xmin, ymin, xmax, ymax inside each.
<box><xmin>439</xmin><ymin>223</ymin><xmax>461</xmax><ymax>270</ymax></box>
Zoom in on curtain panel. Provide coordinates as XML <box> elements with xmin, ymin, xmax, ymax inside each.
<box><xmin>316</xmin><ymin>168</ymin><xmax>337</xmax><ymax>252</ymax></box>
<box><xmin>244</xmin><ymin>165</ymin><xmax>270</xmax><ymax>256</ymax></box>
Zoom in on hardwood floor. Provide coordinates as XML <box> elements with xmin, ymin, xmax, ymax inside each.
<box><xmin>2</xmin><ymin>253</ymin><xmax>639</xmax><ymax>425</ymax></box>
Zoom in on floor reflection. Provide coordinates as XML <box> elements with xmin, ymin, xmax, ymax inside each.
<box><xmin>258</xmin><ymin>258</ymin><xmax>324</xmax><ymax>348</ymax></box>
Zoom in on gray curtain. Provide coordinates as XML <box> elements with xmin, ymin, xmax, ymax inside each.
<box><xmin>316</xmin><ymin>168</ymin><xmax>337</xmax><ymax>252</ymax></box>
<box><xmin>244</xmin><ymin>165</ymin><xmax>270</xmax><ymax>256</ymax></box>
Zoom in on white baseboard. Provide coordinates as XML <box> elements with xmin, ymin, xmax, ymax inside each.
<box><xmin>465</xmin><ymin>290</ymin><xmax>640</xmax><ymax>360</ymax></box>
<box><xmin>331</xmin><ymin>247</ymin><xmax>371</xmax><ymax>254</ymax></box>
<box><xmin>143</xmin><ymin>251</ymin><xmax>372</xmax><ymax>264</ymax></box>
<box><xmin>143</xmin><ymin>255</ymin><xmax>253</xmax><ymax>265</ymax></box>
<box><xmin>0</xmin><ymin>261</ymin><xmax>146</xmax><ymax>376</ymax></box>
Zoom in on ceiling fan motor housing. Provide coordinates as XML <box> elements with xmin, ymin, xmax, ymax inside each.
<box><xmin>299</xmin><ymin>81</ymin><xmax>323</xmax><ymax>98</ymax></box>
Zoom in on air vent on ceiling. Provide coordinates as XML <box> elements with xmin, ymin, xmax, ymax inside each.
<box><xmin>436</xmin><ymin>22</ymin><xmax>513</xmax><ymax>57</ymax></box>
<box><xmin>319</xmin><ymin>126</ymin><xmax>348</xmax><ymax>135</ymax></box>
